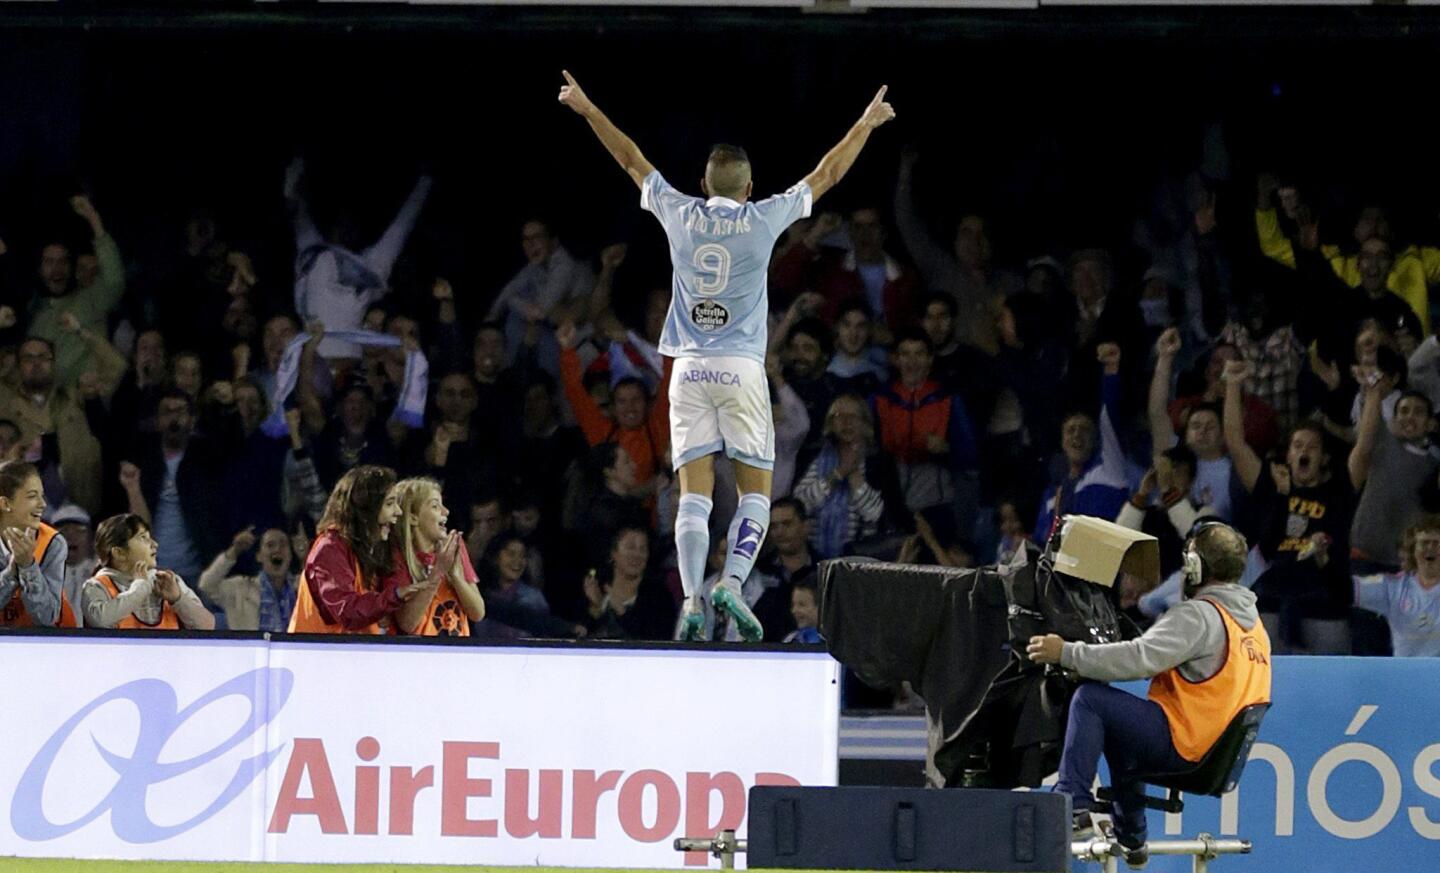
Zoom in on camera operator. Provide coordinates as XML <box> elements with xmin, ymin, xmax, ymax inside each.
<box><xmin>1026</xmin><ymin>521</ymin><xmax>1271</xmax><ymax>869</ymax></box>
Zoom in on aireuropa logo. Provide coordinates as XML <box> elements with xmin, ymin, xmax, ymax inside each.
<box><xmin>11</xmin><ymin>667</ymin><xmax>293</xmax><ymax>843</ymax></box>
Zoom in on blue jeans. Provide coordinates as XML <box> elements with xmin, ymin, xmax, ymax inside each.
<box><xmin>1055</xmin><ymin>682</ymin><xmax>1190</xmax><ymax>843</ymax></box>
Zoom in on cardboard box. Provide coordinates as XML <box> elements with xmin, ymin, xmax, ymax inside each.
<box><xmin>1051</xmin><ymin>515</ymin><xmax>1160</xmax><ymax>589</ymax></box>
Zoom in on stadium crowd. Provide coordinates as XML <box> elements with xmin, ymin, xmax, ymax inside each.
<box><xmin>1</xmin><ymin>135</ymin><xmax>1438</xmax><ymax>666</ymax></box>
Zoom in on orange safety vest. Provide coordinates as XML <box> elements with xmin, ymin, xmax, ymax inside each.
<box><xmin>1149</xmin><ymin>598</ymin><xmax>1272</xmax><ymax>762</ymax></box>
<box><xmin>403</xmin><ymin>577</ymin><xmax>471</xmax><ymax>638</ymax></box>
<box><xmin>288</xmin><ymin>535</ymin><xmax>383</xmax><ymax>635</ymax></box>
<box><xmin>1</xmin><ymin>524</ymin><xmax>78</xmax><ymax>628</ymax></box>
<box><xmin>93</xmin><ymin>572</ymin><xmax>180</xmax><ymax>630</ymax></box>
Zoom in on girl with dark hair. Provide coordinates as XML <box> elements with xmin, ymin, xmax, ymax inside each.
<box><xmin>469</xmin><ymin>530</ymin><xmax>580</xmax><ymax>641</ymax></box>
<box><xmin>582</xmin><ymin>526</ymin><xmax>677</xmax><ymax>640</ymax></box>
<box><xmin>0</xmin><ymin>460</ymin><xmax>75</xmax><ymax>627</ymax></box>
<box><xmin>288</xmin><ymin>465</ymin><xmax>426</xmax><ymax>634</ymax></box>
<box><xmin>82</xmin><ymin>513</ymin><xmax>214</xmax><ymax>630</ymax></box>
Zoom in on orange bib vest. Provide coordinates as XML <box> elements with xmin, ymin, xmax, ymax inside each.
<box><xmin>93</xmin><ymin>572</ymin><xmax>180</xmax><ymax>630</ymax></box>
<box><xmin>1</xmin><ymin>524</ymin><xmax>78</xmax><ymax>628</ymax></box>
<box><xmin>1148</xmin><ymin>597</ymin><xmax>1273</xmax><ymax>762</ymax></box>
<box><xmin>403</xmin><ymin>576</ymin><xmax>470</xmax><ymax>638</ymax></box>
<box><xmin>288</xmin><ymin>536</ymin><xmax>382</xmax><ymax>635</ymax></box>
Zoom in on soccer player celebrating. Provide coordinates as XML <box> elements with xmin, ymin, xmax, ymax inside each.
<box><xmin>560</xmin><ymin>71</ymin><xmax>895</xmax><ymax>640</ymax></box>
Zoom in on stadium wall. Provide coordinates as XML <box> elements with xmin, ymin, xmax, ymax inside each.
<box><xmin>0</xmin><ymin>632</ymin><xmax>839</xmax><ymax>868</ymax></box>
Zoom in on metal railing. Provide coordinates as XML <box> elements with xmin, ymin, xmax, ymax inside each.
<box><xmin>677</xmin><ymin>828</ymin><xmax>1250</xmax><ymax>871</ymax></box>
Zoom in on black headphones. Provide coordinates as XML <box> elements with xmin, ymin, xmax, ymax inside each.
<box><xmin>1183</xmin><ymin>518</ymin><xmax>1229</xmax><ymax>591</ymax></box>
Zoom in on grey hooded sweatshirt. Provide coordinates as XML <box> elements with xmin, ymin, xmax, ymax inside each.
<box><xmin>1059</xmin><ymin>583</ymin><xmax>1260</xmax><ymax>683</ymax></box>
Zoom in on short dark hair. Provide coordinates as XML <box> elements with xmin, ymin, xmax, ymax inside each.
<box><xmin>1375</xmin><ymin>344</ymin><xmax>1408</xmax><ymax>382</ymax></box>
<box><xmin>919</xmin><ymin>292</ymin><xmax>957</xmax><ymax>319</ymax></box>
<box><xmin>893</xmin><ymin>328</ymin><xmax>934</xmax><ymax>355</ymax></box>
<box><xmin>707</xmin><ymin>143</ymin><xmax>750</xmax><ymax>166</ymax></box>
<box><xmin>0</xmin><ymin>460</ymin><xmax>39</xmax><ymax>501</ymax></box>
<box><xmin>19</xmin><ymin>336</ymin><xmax>55</xmax><ymax>355</ymax></box>
<box><xmin>705</xmin><ymin>144</ymin><xmax>752</xmax><ymax>200</ymax></box>
<box><xmin>95</xmin><ymin>513</ymin><xmax>152</xmax><ymax>571</ymax></box>
<box><xmin>771</xmin><ymin>496</ymin><xmax>808</xmax><ymax>521</ymax></box>
<box><xmin>787</xmin><ymin>317</ymin><xmax>834</xmax><ymax>359</ymax></box>
<box><xmin>835</xmin><ymin>299</ymin><xmax>874</xmax><ymax>323</ymax></box>
<box><xmin>1398</xmin><ymin>389</ymin><xmax>1434</xmax><ymax>417</ymax></box>
<box><xmin>1188</xmin><ymin>402</ymin><xmax>1222</xmax><ymax>423</ymax></box>
<box><xmin>156</xmin><ymin>387</ymin><xmax>195</xmax><ymax>412</ymax></box>
<box><xmin>1162</xmin><ymin>444</ymin><xmax>1199</xmax><ymax>481</ymax></box>
<box><xmin>612</xmin><ymin>376</ymin><xmax>649</xmax><ymax>400</ymax></box>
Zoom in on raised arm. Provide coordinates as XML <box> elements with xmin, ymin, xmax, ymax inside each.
<box><xmin>558</xmin><ymin>71</ymin><xmax>655</xmax><ymax>189</ymax></box>
<box><xmin>803</xmin><ymin>87</ymin><xmax>895</xmax><ymax>203</ymax></box>
<box><xmin>1348</xmin><ymin>369</ymin><xmax>1393</xmax><ymax>491</ymax></box>
<box><xmin>1221</xmin><ymin>359</ymin><xmax>1262</xmax><ymax>492</ymax></box>
<box><xmin>1148</xmin><ymin>328</ymin><xmax>1182</xmax><ymax>459</ymax></box>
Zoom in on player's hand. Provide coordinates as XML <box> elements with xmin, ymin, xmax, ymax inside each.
<box><xmin>1096</xmin><ymin>342</ymin><xmax>1122</xmax><ymax>375</ymax></box>
<box><xmin>600</xmin><ymin>244</ymin><xmax>628</xmax><ymax>272</ymax></box>
<box><xmin>1270</xmin><ymin>462</ymin><xmax>1292</xmax><ymax>496</ymax></box>
<box><xmin>1026</xmin><ymin>634</ymin><xmax>1064</xmax><ymax>665</ymax></box>
<box><xmin>1256</xmin><ymin>173</ymin><xmax>1279</xmax><ymax>211</ymax></box>
<box><xmin>77</xmin><ymin>371</ymin><xmax>101</xmax><ymax>400</ymax></box>
<box><xmin>859</xmin><ymin>85</ymin><xmax>895</xmax><ymax>130</ymax></box>
<box><xmin>303</xmin><ymin>320</ymin><xmax>325</xmax><ymax>350</ymax></box>
<box><xmin>232</xmin><ymin>342</ymin><xmax>252</xmax><ymax>376</ymax></box>
<box><xmin>558</xmin><ymin>70</ymin><xmax>596</xmax><ymax>117</ymax></box>
<box><xmin>1221</xmin><ymin>358</ymin><xmax>1254</xmax><ymax>386</ymax></box>
<box><xmin>432</xmin><ymin>277</ymin><xmax>455</xmax><ymax>302</ymax></box>
<box><xmin>70</xmin><ymin>195</ymin><xmax>103</xmax><ymax>233</ymax></box>
<box><xmin>896</xmin><ymin>534</ymin><xmax>922</xmax><ymax>565</ymax></box>
<box><xmin>2</xmin><ymin>527</ymin><xmax>37</xmax><ymax>568</ymax></box>
<box><xmin>0</xmin><ymin>306</ymin><xmax>15</xmax><ymax>331</ymax></box>
<box><xmin>1277</xmin><ymin>185</ymin><xmax>1303</xmax><ymax>221</ymax></box>
<box><xmin>786</xmin><ymin>291</ymin><xmax>823</xmax><ymax>323</ymax></box>
<box><xmin>291</xmin><ymin>520</ymin><xmax>311</xmax><ymax>563</ymax></box>
<box><xmin>583</xmin><ymin>569</ymin><xmax>605</xmax><ymax>618</ymax></box>
<box><xmin>1155</xmin><ymin>327</ymin><xmax>1182</xmax><ymax>362</ymax></box>
<box><xmin>228</xmin><ymin>526</ymin><xmax>258</xmax><ymax>560</ymax></box>
<box><xmin>555</xmin><ymin>321</ymin><xmax>579</xmax><ymax>350</ymax></box>
<box><xmin>431</xmin><ymin>531</ymin><xmax>463</xmax><ymax>583</ymax></box>
<box><xmin>118</xmin><ymin>461</ymin><xmax>142</xmax><ymax>492</ymax></box>
<box><xmin>1136</xmin><ymin>467</ymin><xmax>1159</xmax><ymax>501</ymax></box>
<box><xmin>59</xmin><ymin>311</ymin><xmax>83</xmax><ymax>335</ymax></box>
<box><xmin>154</xmin><ymin>570</ymin><xmax>182</xmax><ymax>604</ymax></box>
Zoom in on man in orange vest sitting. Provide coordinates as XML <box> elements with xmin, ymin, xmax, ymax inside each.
<box><xmin>1027</xmin><ymin>521</ymin><xmax>1271</xmax><ymax>869</ymax></box>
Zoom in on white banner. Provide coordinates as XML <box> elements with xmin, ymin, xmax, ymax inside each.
<box><xmin>0</xmin><ymin>636</ymin><xmax>839</xmax><ymax>868</ymax></box>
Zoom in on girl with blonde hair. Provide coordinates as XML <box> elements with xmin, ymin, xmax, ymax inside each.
<box><xmin>389</xmin><ymin>477</ymin><xmax>485</xmax><ymax>636</ymax></box>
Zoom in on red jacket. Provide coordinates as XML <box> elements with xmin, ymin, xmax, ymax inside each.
<box><xmin>772</xmin><ymin>244</ymin><xmax>918</xmax><ymax>327</ymax></box>
<box><xmin>872</xmin><ymin>379</ymin><xmax>978</xmax><ymax>468</ymax></box>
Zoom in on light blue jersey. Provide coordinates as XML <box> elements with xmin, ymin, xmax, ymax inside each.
<box><xmin>642</xmin><ymin>171</ymin><xmax>812</xmax><ymax>364</ymax></box>
<box><xmin>1354</xmin><ymin>571</ymin><xmax>1440</xmax><ymax>657</ymax></box>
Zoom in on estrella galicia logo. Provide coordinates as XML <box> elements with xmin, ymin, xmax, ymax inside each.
<box><xmin>11</xmin><ymin>667</ymin><xmax>293</xmax><ymax>843</ymax></box>
<box><xmin>690</xmin><ymin>300</ymin><xmax>730</xmax><ymax>331</ymax></box>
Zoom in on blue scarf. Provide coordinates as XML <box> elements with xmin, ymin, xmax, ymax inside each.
<box><xmin>261</xmin><ymin>330</ymin><xmax>429</xmax><ymax>438</ymax></box>
<box><xmin>814</xmin><ymin>444</ymin><xmax>853</xmax><ymax>559</ymax></box>
<box><xmin>257</xmin><ymin>571</ymin><xmax>298</xmax><ymax>633</ymax></box>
